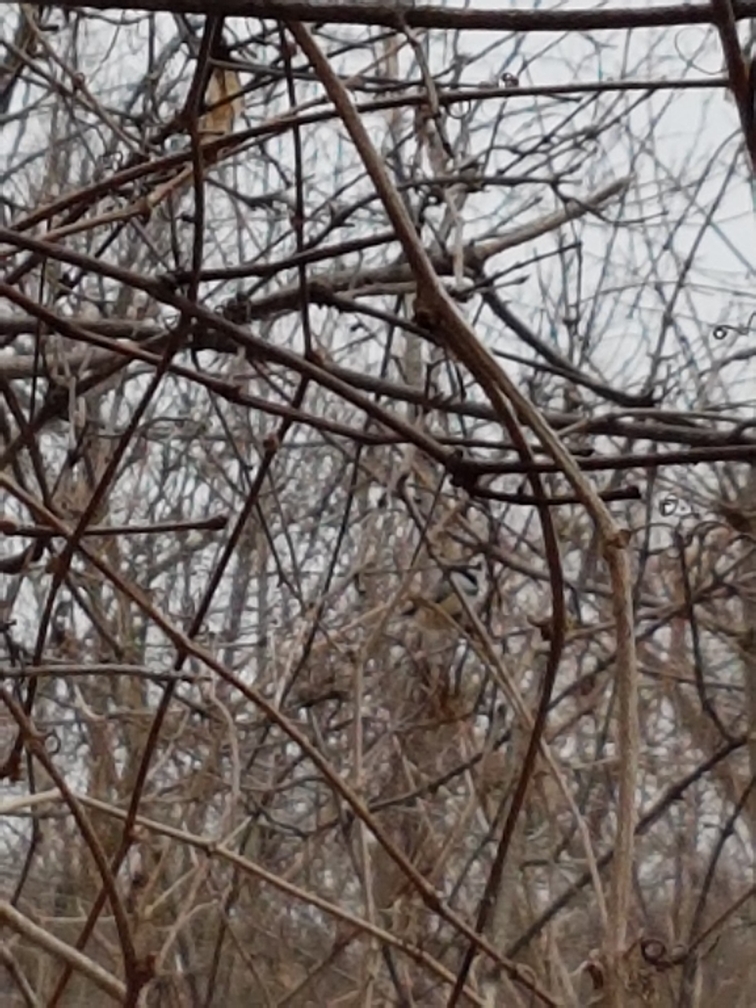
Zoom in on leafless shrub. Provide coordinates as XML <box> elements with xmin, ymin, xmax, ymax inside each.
<box><xmin>3</xmin><ymin>3</ymin><xmax>756</xmax><ymax>1006</ymax></box>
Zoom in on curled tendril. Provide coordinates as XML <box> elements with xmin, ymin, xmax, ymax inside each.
<box><xmin>659</xmin><ymin>495</ymin><xmax>678</xmax><ymax>517</ymax></box>
<box><xmin>447</xmin><ymin>100</ymin><xmax>472</xmax><ymax>121</ymax></box>
<box><xmin>713</xmin><ymin>310</ymin><xmax>756</xmax><ymax>340</ymax></box>
<box><xmin>43</xmin><ymin>729</ymin><xmax>61</xmax><ymax>756</ymax></box>
<box><xmin>640</xmin><ymin>937</ymin><xmax>670</xmax><ymax>967</ymax></box>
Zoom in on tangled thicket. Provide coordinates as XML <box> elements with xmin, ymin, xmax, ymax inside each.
<box><xmin>3</xmin><ymin>2</ymin><xmax>756</xmax><ymax>1006</ymax></box>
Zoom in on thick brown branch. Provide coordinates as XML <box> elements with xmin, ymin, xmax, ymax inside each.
<box><xmin>14</xmin><ymin>0</ymin><xmax>756</xmax><ymax>33</ymax></box>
